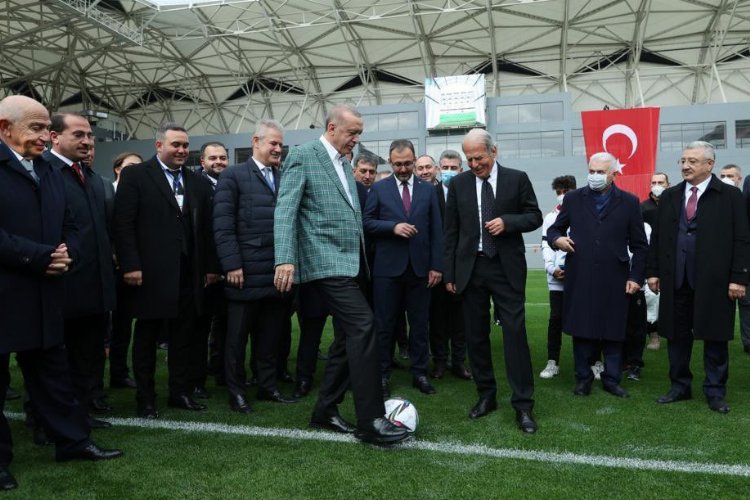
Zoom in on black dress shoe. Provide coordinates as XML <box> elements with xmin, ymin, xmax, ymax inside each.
<box><xmin>192</xmin><ymin>386</ymin><xmax>211</xmax><ymax>399</ymax></box>
<box><xmin>229</xmin><ymin>393</ymin><xmax>253</xmax><ymax>414</ymax></box>
<box><xmin>412</xmin><ymin>375</ymin><xmax>436</xmax><ymax>395</ymax></box>
<box><xmin>603</xmin><ymin>384</ymin><xmax>629</xmax><ymax>398</ymax></box>
<box><xmin>626</xmin><ymin>366</ymin><xmax>641</xmax><ymax>381</ymax></box>
<box><xmin>310</xmin><ymin>412</ymin><xmax>357</xmax><ymax>434</ymax></box>
<box><xmin>707</xmin><ymin>397</ymin><xmax>730</xmax><ymax>414</ymax></box>
<box><xmin>4</xmin><ymin>387</ymin><xmax>20</xmax><ymax>401</ymax></box>
<box><xmin>110</xmin><ymin>377</ymin><xmax>137</xmax><ymax>389</ymax></box>
<box><xmin>0</xmin><ymin>468</ymin><xmax>16</xmax><ymax>490</ymax></box>
<box><xmin>451</xmin><ymin>364</ymin><xmax>472</xmax><ymax>380</ymax></box>
<box><xmin>33</xmin><ymin>425</ymin><xmax>52</xmax><ymax>446</ymax></box>
<box><xmin>56</xmin><ymin>443</ymin><xmax>123</xmax><ymax>462</ymax></box>
<box><xmin>137</xmin><ymin>403</ymin><xmax>159</xmax><ymax>419</ymax></box>
<box><xmin>430</xmin><ymin>361</ymin><xmax>446</xmax><ymax>379</ymax></box>
<box><xmin>277</xmin><ymin>371</ymin><xmax>294</xmax><ymax>384</ymax></box>
<box><xmin>90</xmin><ymin>397</ymin><xmax>113</xmax><ymax>414</ymax></box>
<box><xmin>656</xmin><ymin>389</ymin><xmax>692</xmax><ymax>404</ymax></box>
<box><xmin>167</xmin><ymin>394</ymin><xmax>207</xmax><ymax>411</ymax></box>
<box><xmin>469</xmin><ymin>398</ymin><xmax>497</xmax><ymax>419</ymax></box>
<box><xmin>573</xmin><ymin>381</ymin><xmax>592</xmax><ymax>396</ymax></box>
<box><xmin>515</xmin><ymin>410</ymin><xmax>537</xmax><ymax>434</ymax></box>
<box><xmin>293</xmin><ymin>380</ymin><xmax>312</xmax><ymax>399</ymax></box>
<box><xmin>381</xmin><ymin>378</ymin><xmax>391</xmax><ymax>399</ymax></box>
<box><xmin>355</xmin><ymin>417</ymin><xmax>409</xmax><ymax>445</ymax></box>
<box><xmin>245</xmin><ymin>376</ymin><xmax>258</xmax><ymax>387</ymax></box>
<box><xmin>256</xmin><ymin>389</ymin><xmax>298</xmax><ymax>404</ymax></box>
<box><xmin>88</xmin><ymin>417</ymin><xmax>112</xmax><ymax>429</ymax></box>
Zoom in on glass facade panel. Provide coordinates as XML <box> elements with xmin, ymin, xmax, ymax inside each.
<box><xmin>737</xmin><ymin>120</ymin><xmax>750</xmax><ymax>148</ymax></box>
<box><xmin>660</xmin><ymin>122</ymin><xmax>726</xmax><ymax>151</ymax></box>
<box><xmin>378</xmin><ymin>113</ymin><xmax>398</xmax><ymax>131</ymax></box>
<box><xmin>497</xmin><ymin>105</ymin><xmax>519</xmax><ymax>125</ymax></box>
<box><xmin>571</xmin><ymin>129</ymin><xmax>586</xmax><ymax>156</ymax></box>
<box><xmin>362</xmin><ymin>114</ymin><xmax>378</xmax><ymax>133</ymax></box>
<box><xmin>540</xmin><ymin>102</ymin><xmax>564</xmax><ymax>122</ymax></box>
<box><xmin>398</xmin><ymin>112</ymin><xmax>419</xmax><ymax>130</ymax></box>
<box><xmin>518</xmin><ymin>103</ymin><xmax>540</xmax><ymax>124</ymax></box>
<box><xmin>540</xmin><ymin>131</ymin><xmax>564</xmax><ymax>157</ymax></box>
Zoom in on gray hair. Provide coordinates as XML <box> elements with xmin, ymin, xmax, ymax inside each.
<box><xmin>325</xmin><ymin>104</ymin><xmax>361</xmax><ymax>128</ymax></box>
<box><xmin>589</xmin><ymin>151</ymin><xmax>617</xmax><ymax>170</ymax></box>
<box><xmin>463</xmin><ymin>128</ymin><xmax>494</xmax><ymax>153</ymax></box>
<box><xmin>439</xmin><ymin>149</ymin><xmax>462</xmax><ymax>166</ymax></box>
<box><xmin>684</xmin><ymin>140</ymin><xmax>715</xmax><ymax>161</ymax></box>
<box><xmin>156</xmin><ymin>122</ymin><xmax>187</xmax><ymax>142</ymax></box>
<box><xmin>254</xmin><ymin>118</ymin><xmax>284</xmax><ymax>140</ymax></box>
<box><xmin>416</xmin><ymin>154</ymin><xmax>435</xmax><ymax>165</ymax></box>
<box><xmin>353</xmin><ymin>152</ymin><xmax>378</xmax><ymax>169</ymax></box>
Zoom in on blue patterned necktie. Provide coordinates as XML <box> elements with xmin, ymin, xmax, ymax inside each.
<box><xmin>262</xmin><ymin>167</ymin><xmax>275</xmax><ymax>192</ymax></box>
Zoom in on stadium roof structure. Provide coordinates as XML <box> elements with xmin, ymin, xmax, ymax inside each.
<box><xmin>3</xmin><ymin>0</ymin><xmax>750</xmax><ymax>138</ymax></box>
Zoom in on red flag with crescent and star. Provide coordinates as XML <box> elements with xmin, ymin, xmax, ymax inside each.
<box><xmin>581</xmin><ymin>107</ymin><xmax>660</xmax><ymax>201</ymax></box>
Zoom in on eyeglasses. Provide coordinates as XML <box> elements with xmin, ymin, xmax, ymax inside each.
<box><xmin>391</xmin><ymin>161</ymin><xmax>414</xmax><ymax>168</ymax></box>
<box><xmin>677</xmin><ymin>158</ymin><xmax>708</xmax><ymax>167</ymax></box>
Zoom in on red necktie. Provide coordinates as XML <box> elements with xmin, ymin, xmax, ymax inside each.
<box><xmin>71</xmin><ymin>162</ymin><xmax>86</xmax><ymax>185</ymax></box>
<box><xmin>686</xmin><ymin>186</ymin><xmax>698</xmax><ymax>221</ymax></box>
<box><xmin>401</xmin><ymin>181</ymin><xmax>411</xmax><ymax>216</ymax></box>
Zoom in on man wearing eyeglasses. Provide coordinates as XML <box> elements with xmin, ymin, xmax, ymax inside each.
<box><xmin>363</xmin><ymin>139</ymin><xmax>443</xmax><ymax>398</ymax></box>
<box><xmin>647</xmin><ymin>141</ymin><xmax>750</xmax><ymax>414</ymax></box>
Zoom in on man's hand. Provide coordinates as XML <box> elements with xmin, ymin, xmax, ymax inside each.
<box><xmin>552</xmin><ymin>267</ymin><xmax>565</xmax><ymax>280</ymax></box>
<box><xmin>393</xmin><ymin>223</ymin><xmax>418</xmax><ymax>238</ymax></box>
<box><xmin>647</xmin><ymin>277</ymin><xmax>660</xmax><ymax>294</ymax></box>
<box><xmin>45</xmin><ymin>243</ymin><xmax>72</xmax><ymax>276</ymax></box>
<box><xmin>445</xmin><ymin>282</ymin><xmax>456</xmax><ymax>294</ymax></box>
<box><xmin>274</xmin><ymin>264</ymin><xmax>295</xmax><ymax>293</ymax></box>
<box><xmin>484</xmin><ymin>217</ymin><xmax>505</xmax><ymax>236</ymax></box>
<box><xmin>226</xmin><ymin>269</ymin><xmax>244</xmax><ymax>289</ymax></box>
<box><xmin>554</xmin><ymin>237</ymin><xmax>575</xmax><ymax>253</ymax></box>
<box><xmin>427</xmin><ymin>270</ymin><xmax>442</xmax><ymax>288</ymax></box>
<box><xmin>123</xmin><ymin>270</ymin><xmax>143</xmax><ymax>286</ymax></box>
<box><xmin>625</xmin><ymin>280</ymin><xmax>641</xmax><ymax>295</ymax></box>
<box><xmin>729</xmin><ymin>283</ymin><xmax>746</xmax><ymax>301</ymax></box>
<box><xmin>205</xmin><ymin>273</ymin><xmax>221</xmax><ymax>287</ymax></box>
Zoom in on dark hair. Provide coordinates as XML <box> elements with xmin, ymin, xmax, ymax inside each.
<box><xmin>156</xmin><ymin>122</ymin><xmax>187</xmax><ymax>141</ymax></box>
<box><xmin>49</xmin><ymin>112</ymin><xmax>87</xmax><ymax>134</ymax></box>
<box><xmin>551</xmin><ymin>175</ymin><xmax>576</xmax><ymax>191</ymax></box>
<box><xmin>653</xmin><ymin>171</ymin><xmax>670</xmax><ymax>183</ymax></box>
<box><xmin>388</xmin><ymin>139</ymin><xmax>415</xmax><ymax>158</ymax></box>
<box><xmin>200</xmin><ymin>141</ymin><xmax>227</xmax><ymax>158</ymax></box>
<box><xmin>353</xmin><ymin>152</ymin><xmax>378</xmax><ymax>169</ymax></box>
<box><xmin>112</xmin><ymin>151</ymin><xmax>143</xmax><ymax>173</ymax></box>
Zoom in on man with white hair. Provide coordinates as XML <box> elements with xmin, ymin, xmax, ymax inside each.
<box><xmin>547</xmin><ymin>152</ymin><xmax>648</xmax><ymax>399</ymax></box>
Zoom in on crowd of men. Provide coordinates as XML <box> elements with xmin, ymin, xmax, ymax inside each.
<box><xmin>1</xmin><ymin>94</ymin><xmax>748</xmax><ymax>490</ymax></box>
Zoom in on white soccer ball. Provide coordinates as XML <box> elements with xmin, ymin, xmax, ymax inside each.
<box><xmin>384</xmin><ymin>397</ymin><xmax>419</xmax><ymax>433</ymax></box>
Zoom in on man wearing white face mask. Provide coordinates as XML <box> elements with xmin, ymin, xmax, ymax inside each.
<box><xmin>641</xmin><ymin>173</ymin><xmax>669</xmax><ymax>351</ymax></box>
<box><xmin>539</xmin><ymin>175</ymin><xmax>576</xmax><ymax>379</ymax></box>
<box><xmin>719</xmin><ymin>164</ymin><xmax>742</xmax><ymax>187</ymax></box>
<box><xmin>547</xmin><ymin>152</ymin><xmax>648</xmax><ymax>399</ymax></box>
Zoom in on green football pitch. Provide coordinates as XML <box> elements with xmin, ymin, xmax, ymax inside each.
<box><xmin>4</xmin><ymin>270</ymin><xmax>750</xmax><ymax>498</ymax></box>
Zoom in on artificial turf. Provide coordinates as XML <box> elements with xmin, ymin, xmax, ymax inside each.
<box><xmin>4</xmin><ymin>270</ymin><xmax>750</xmax><ymax>498</ymax></box>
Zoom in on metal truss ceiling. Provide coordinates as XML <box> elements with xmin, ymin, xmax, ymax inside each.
<box><xmin>2</xmin><ymin>0</ymin><xmax>750</xmax><ymax>138</ymax></box>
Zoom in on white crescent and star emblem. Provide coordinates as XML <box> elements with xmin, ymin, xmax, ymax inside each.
<box><xmin>602</xmin><ymin>124</ymin><xmax>638</xmax><ymax>173</ymax></box>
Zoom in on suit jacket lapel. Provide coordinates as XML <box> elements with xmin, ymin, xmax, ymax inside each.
<box><xmin>145</xmin><ymin>158</ymin><xmax>180</xmax><ymax>212</ymax></box>
<box><xmin>599</xmin><ymin>185</ymin><xmax>622</xmax><ymax>220</ymax></box>
<box><xmin>0</xmin><ymin>142</ymin><xmax>38</xmax><ymax>184</ymax></box>
<box><xmin>248</xmin><ymin>159</ymin><xmax>276</xmax><ymax>196</ymax></box>
<box><xmin>582</xmin><ymin>187</ymin><xmax>599</xmax><ymax>219</ymax></box>
<box><xmin>314</xmin><ymin>142</ymin><xmax>354</xmax><ymax>210</ymax></box>
<box><xmin>389</xmin><ymin>176</ymin><xmax>408</xmax><ymax>218</ymax></box>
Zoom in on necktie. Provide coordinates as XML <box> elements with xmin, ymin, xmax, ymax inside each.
<box><xmin>686</xmin><ymin>186</ymin><xmax>698</xmax><ymax>221</ymax></box>
<box><xmin>21</xmin><ymin>159</ymin><xmax>39</xmax><ymax>182</ymax></box>
<box><xmin>71</xmin><ymin>162</ymin><xmax>86</xmax><ymax>185</ymax></box>
<box><xmin>481</xmin><ymin>179</ymin><xmax>497</xmax><ymax>258</ymax></box>
<box><xmin>262</xmin><ymin>167</ymin><xmax>275</xmax><ymax>192</ymax></box>
<box><xmin>401</xmin><ymin>181</ymin><xmax>411</xmax><ymax>216</ymax></box>
<box><xmin>168</xmin><ymin>169</ymin><xmax>183</xmax><ymax>195</ymax></box>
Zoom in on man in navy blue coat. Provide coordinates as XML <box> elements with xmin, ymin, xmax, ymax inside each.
<box><xmin>0</xmin><ymin>96</ymin><xmax>121</xmax><ymax>491</ymax></box>
<box><xmin>363</xmin><ymin>139</ymin><xmax>443</xmax><ymax>397</ymax></box>
<box><xmin>43</xmin><ymin>113</ymin><xmax>116</xmax><ymax>429</ymax></box>
<box><xmin>547</xmin><ymin>152</ymin><xmax>648</xmax><ymax>399</ymax></box>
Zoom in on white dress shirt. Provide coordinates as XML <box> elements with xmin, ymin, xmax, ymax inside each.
<box><xmin>683</xmin><ymin>175</ymin><xmax>712</xmax><ymax>207</ymax></box>
<box><xmin>320</xmin><ymin>135</ymin><xmax>353</xmax><ymax>206</ymax></box>
<box><xmin>397</xmin><ymin>174</ymin><xmax>414</xmax><ymax>201</ymax></box>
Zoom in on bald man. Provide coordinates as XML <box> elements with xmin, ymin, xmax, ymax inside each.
<box><xmin>0</xmin><ymin>96</ymin><xmax>122</xmax><ymax>490</ymax></box>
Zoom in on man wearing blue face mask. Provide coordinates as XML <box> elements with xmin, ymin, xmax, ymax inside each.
<box><xmin>547</xmin><ymin>152</ymin><xmax>648</xmax><ymax>399</ymax></box>
<box><xmin>428</xmin><ymin>150</ymin><xmax>471</xmax><ymax>380</ymax></box>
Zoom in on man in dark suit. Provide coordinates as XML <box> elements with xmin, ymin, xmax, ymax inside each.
<box><xmin>113</xmin><ymin>122</ymin><xmax>220</xmax><ymax>418</ymax></box>
<box><xmin>274</xmin><ymin>104</ymin><xmax>409</xmax><ymax>446</ymax></box>
<box><xmin>647</xmin><ymin>141</ymin><xmax>750</xmax><ymax>413</ymax></box>
<box><xmin>213</xmin><ymin>120</ymin><xmax>296</xmax><ymax>413</ymax></box>
<box><xmin>364</xmin><ymin>139</ymin><xmax>443</xmax><ymax>397</ymax></box>
<box><xmin>43</xmin><ymin>113</ymin><xmax>116</xmax><ymax>429</ymax></box>
<box><xmin>443</xmin><ymin>129</ymin><xmax>542</xmax><ymax>433</ymax></box>
<box><xmin>429</xmin><ymin>150</ymin><xmax>470</xmax><ymax>380</ymax></box>
<box><xmin>0</xmin><ymin>95</ymin><xmax>121</xmax><ymax>490</ymax></box>
<box><xmin>193</xmin><ymin>142</ymin><xmax>229</xmax><ymax>396</ymax></box>
<box><xmin>547</xmin><ymin>152</ymin><xmax>648</xmax><ymax>399</ymax></box>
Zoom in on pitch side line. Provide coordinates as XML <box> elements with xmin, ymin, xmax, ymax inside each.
<box><xmin>8</xmin><ymin>412</ymin><xmax>748</xmax><ymax>477</ymax></box>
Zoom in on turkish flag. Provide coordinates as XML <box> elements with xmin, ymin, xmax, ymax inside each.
<box><xmin>582</xmin><ymin>107</ymin><xmax>660</xmax><ymax>201</ymax></box>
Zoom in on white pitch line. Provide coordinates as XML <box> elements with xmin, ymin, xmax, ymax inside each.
<box><xmin>7</xmin><ymin>412</ymin><xmax>749</xmax><ymax>477</ymax></box>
